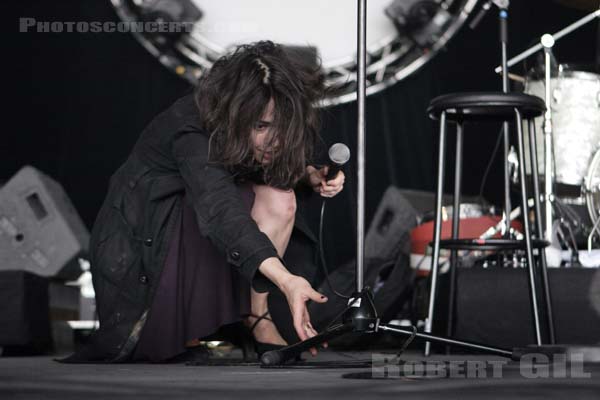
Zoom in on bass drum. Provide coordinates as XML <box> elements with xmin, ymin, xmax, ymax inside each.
<box><xmin>524</xmin><ymin>65</ymin><xmax>600</xmax><ymax>187</ymax></box>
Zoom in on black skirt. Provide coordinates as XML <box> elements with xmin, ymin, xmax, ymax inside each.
<box><xmin>133</xmin><ymin>184</ymin><xmax>255</xmax><ymax>362</ymax></box>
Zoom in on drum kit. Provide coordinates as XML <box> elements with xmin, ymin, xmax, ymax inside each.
<box><xmin>407</xmin><ymin>1</ymin><xmax>600</xmax><ymax>271</ymax></box>
<box><xmin>522</xmin><ymin>62</ymin><xmax>600</xmax><ymax>256</ymax></box>
<box><xmin>455</xmin><ymin>0</ymin><xmax>600</xmax><ymax>267</ymax></box>
<box><xmin>515</xmin><ymin>2</ymin><xmax>600</xmax><ymax>260</ymax></box>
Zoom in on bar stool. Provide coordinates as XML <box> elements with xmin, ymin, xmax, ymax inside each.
<box><xmin>423</xmin><ymin>92</ymin><xmax>555</xmax><ymax>355</ymax></box>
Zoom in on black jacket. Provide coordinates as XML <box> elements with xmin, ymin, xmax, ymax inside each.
<box><xmin>80</xmin><ymin>93</ymin><xmax>318</xmax><ymax>362</ymax></box>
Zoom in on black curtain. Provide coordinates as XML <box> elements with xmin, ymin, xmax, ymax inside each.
<box><xmin>6</xmin><ymin>0</ymin><xmax>597</xmax><ymax>267</ymax></box>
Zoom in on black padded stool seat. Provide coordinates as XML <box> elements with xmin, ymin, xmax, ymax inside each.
<box><xmin>427</xmin><ymin>92</ymin><xmax>546</xmax><ymax>121</ymax></box>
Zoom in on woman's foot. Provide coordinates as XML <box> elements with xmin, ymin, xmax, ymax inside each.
<box><xmin>245</xmin><ymin>312</ymin><xmax>287</xmax><ymax>346</ymax></box>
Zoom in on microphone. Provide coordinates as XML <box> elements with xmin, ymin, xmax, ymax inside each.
<box><xmin>325</xmin><ymin>143</ymin><xmax>351</xmax><ymax>181</ymax></box>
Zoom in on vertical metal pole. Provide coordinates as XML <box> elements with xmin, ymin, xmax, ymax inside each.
<box><xmin>500</xmin><ymin>7</ymin><xmax>511</xmax><ymax>238</ymax></box>
<box><xmin>500</xmin><ymin>7</ymin><xmax>509</xmax><ymax>93</ymax></box>
<box><xmin>424</xmin><ymin>112</ymin><xmax>447</xmax><ymax>356</ymax></box>
<box><xmin>356</xmin><ymin>0</ymin><xmax>367</xmax><ymax>292</ymax></box>
<box><xmin>446</xmin><ymin>124</ymin><xmax>463</xmax><ymax>344</ymax></box>
<box><xmin>541</xmin><ymin>35</ymin><xmax>555</xmax><ymax>242</ymax></box>
<box><xmin>516</xmin><ymin>109</ymin><xmax>543</xmax><ymax>345</ymax></box>
<box><xmin>529</xmin><ymin>119</ymin><xmax>556</xmax><ymax>344</ymax></box>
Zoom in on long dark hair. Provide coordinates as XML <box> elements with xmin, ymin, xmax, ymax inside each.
<box><xmin>195</xmin><ymin>41</ymin><xmax>326</xmax><ymax>189</ymax></box>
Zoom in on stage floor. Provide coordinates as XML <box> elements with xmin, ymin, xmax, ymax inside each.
<box><xmin>1</xmin><ymin>350</ymin><xmax>599</xmax><ymax>399</ymax></box>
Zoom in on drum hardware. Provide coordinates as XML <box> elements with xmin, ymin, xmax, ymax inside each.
<box><xmin>586</xmin><ymin>199</ymin><xmax>600</xmax><ymax>253</ymax></box>
<box><xmin>497</xmin><ymin>6</ymin><xmax>600</xmax><ymax>243</ymax></box>
<box><xmin>479</xmin><ymin>196</ymin><xmax>587</xmax><ymax>266</ymax></box>
<box><xmin>583</xmin><ymin>149</ymin><xmax>600</xmax><ymax>252</ymax></box>
<box><xmin>584</xmin><ymin>149</ymin><xmax>600</xmax><ymax>226</ymax></box>
<box><xmin>554</xmin><ymin>218</ymin><xmax>580</xmax><ymax>264</ymax></box>
<box><xmin>495</xmin><ymin>8</ymin><xmax>600</xmax><ymax>75</ymax></box>
<box><xmin>507</xmin><ymin>73</ymin><xmax>526</xmax><ymax>83</ymax></box>
<box><xmin>507</xmin><ymin>145</ymin><xmax>519</xmax><ymax>184</ymax></box>
<box><xmin>475</xmin><ymin>227</ymin><xmax>584</xmax><ymax>269</ymax></box>
<box><xmin>479</xmin><ymin>253</ymin><xmax>528</xmax><ymax>269</ymax></box>
<box><xmin>555</xmin><ymin>195</ymin><xmax>586</xmax><ymax>206</ymax></box>
<box><xmin>553</xmin><ymin>197</ymin><xmax>591</xmax><ymax>235</ymax></box>
<box><xmin>411</xmin><ymin>203</ymin><xmax>527</xmax><ymax>275</ymax></box>
<box><xmin>541</xmin><ymin>36</ymin><xmax>556</xmax><ymax>243</ymax></box>
<box><xmin>587</xmin><ymin>219</ymin><xmax>600</xmax><ymax>253</ymax></box>
<box><xmin>478</xmin><ymin>201</ymin><xmax>530</xmax><ymax>240</ymax></box>
<box><xmin>499</xmin><ymin>0</ymin><xmax>512</xmax><ymax>240</ymax></box>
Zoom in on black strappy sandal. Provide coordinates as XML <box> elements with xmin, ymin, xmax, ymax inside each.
<box><xmin>247</xmin><ymin>311</ymin><xmax>287</xmax><ymax>357</ymax></box>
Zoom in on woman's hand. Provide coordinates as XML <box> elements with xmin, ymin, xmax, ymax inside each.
<box><xmin>306</xmin><ymin>165</ymin><xmax>345</xmax><ymax>198</ymax></box>
<box><xmin>280</xmin><ymin>274</ymin><xmax>328</xmax><ymax>355</ymax></box>
<box><xmin>257</xmin><ymin>258</ymin><xmax>328</xmax><ymax>355</ymax></box>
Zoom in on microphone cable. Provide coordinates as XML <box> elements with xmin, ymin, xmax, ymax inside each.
<box><xmin>318</xmin><ymin>198</ymin><xmax>351</xmax><ymax>299</ymax></box>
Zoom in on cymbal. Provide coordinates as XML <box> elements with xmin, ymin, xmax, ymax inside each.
<box><xmin>554</xmin><ymin>0</ymin><xmax>600</xmax><ymax>11</ymax></box>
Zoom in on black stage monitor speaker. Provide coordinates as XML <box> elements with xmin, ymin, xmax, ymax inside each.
<box><xmin>0</xmin><ymin>166</ymin><xmax>89</xmax><ymax>280</ymax></box>
<box><xmin>365</xmin><ymin>186</ymin><xmax>419</xmax><ymax>262</ymax></box>
<box><xmin>0</xmin><ymin>271</ymin><xmax>52</xmax><ymax>354</ymax></box>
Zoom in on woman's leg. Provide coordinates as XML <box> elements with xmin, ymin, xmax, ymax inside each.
<box><xmin>250</xmin><ymin>185</ymin><xmax>296</xmax><ymax>255</ymax></box>
<box><xmin>246</xmin><ymin>184</ymin><xmax>297</xmax><ymax>345</ymax></box>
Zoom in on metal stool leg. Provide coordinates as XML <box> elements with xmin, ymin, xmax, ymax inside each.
<box><xmin>424</xmin><ymin>111</ymin><xmax>448</xmax><ymax>356</ymax></box>
<box><xmin>515</xmin><ymin>108</ymin><xmax>543</xmax><ymax>345</ymax></box>
<box><xmin>503</xmin><ymin>121</ymin><xmax>512</xmax><ymax>238</ymax></box>
<box><xmin>528</xmin><ymin>118</ymin><xmax>556</xmax><ymax>344</ymax></box>
<box><xmin>446</xmin><ymin>123</ymin><xmax>463</xmax><ymax>345</ymax></box>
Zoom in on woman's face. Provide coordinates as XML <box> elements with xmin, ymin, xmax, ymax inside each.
<box><xmin>251</xmin><ymin>98</ymin><xmax>278</xmax><ymax>165</ymax></box>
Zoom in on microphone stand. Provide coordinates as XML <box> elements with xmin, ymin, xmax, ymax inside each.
<box><xmin>355</xmin><ymin>0</ymin><xmax>367</xmax><ymax>295</ymax></box>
